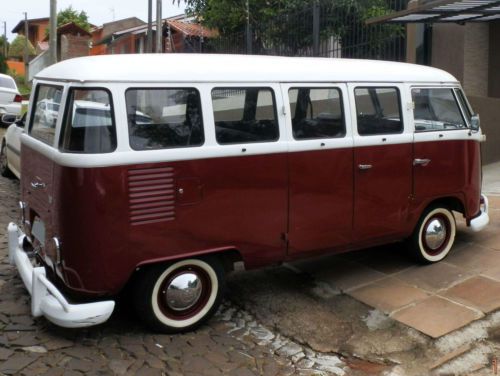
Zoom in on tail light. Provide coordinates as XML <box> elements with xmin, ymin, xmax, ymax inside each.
<box><xmin>14</xmin><ymin>94</ymin><xmax>22</xmax><ymax>103</ymax></box>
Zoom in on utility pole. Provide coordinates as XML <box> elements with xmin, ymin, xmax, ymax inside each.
<box><xmin>23</xmin><ymin>12</ymin><xmax>28</xmax><ymax>82</ymax></box>
<box><xmin>50</xmin><ymin>0</ymin><xmax>57</xmax><ymax>64</ymax></box>
<box><xmin>155</xmin><ymin>0</ymin><xmax>162</xmax><ymax>53</ymax></box>
<box><xmin>146</xmin><ymin>0</ymin><xmax>153</xmax><ymax>53</ymax></box>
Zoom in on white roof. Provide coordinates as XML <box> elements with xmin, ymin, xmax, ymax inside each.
<box><xmin>35</xmin><ymin>54</ymin><xmax>458</xmax><ymax>84</ymax></box>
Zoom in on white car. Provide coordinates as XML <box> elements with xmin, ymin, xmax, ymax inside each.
<box><xmin>0</xmin><ymin>114</ymin><xmax>24</xmax><ymax>179</ymax></box>
<box><xmin>0</xmin><ymin>73</ymin><xmax>22</xmax><ymax>125</ymax></box>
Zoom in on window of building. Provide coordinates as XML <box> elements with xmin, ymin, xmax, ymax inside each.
<box><xmin>30</xmin><ymin>84</ymin><xmax>63</xmax><ymax>145</ymax></box>
<box><xmin>288</xmin><ymin>88</ymin><xmax>345</xmax><ymax>140</ymax></box>
<box><xmin>354</xmin><ymin>87</ymin><xmax>403</xmax><ymax>136</ymax></box>
<box><xmin>126</xmin><ymin>88</ymin><xmax>204</xmax><ymax>150</ymax></box>
<box><xmin>212</xmin><ymin>87</ymin><xmax>279</xmax><ymax>144</ymax></box>
<box><xmin>60</xmin><ymin>88</ymin><xmax>116</xmax><ymax>153</ymax></box>
<box><xmin>412</xmin><ymin>88</ymin><xmax>467</xmax><ymax>132</ymax></box>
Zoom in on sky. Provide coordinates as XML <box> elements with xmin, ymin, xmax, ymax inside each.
<box><xmin>1</xmin><ymin>0</ymin><xmax>187</xmax><ymax>42</ymax></box>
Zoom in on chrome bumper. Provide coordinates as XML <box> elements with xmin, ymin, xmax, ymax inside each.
<box><xmin>7</xmin><ymin>222</ymin><xmax>115</xmax><ymax>328</ymax></box>
<box><xmin>470</xmin><ymin>194</ymin><xmax>489</xmax><ymax>232</ymax></box>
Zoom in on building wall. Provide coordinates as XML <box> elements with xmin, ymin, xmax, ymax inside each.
<box><xmin>463</xmin><ymin>23</ymin><xmax>489</xmax><ymax>97</ymax></box>
<box><xmin>60</xmin><ymin>35</ymin><xmax>90</xmax><ymax>61</ymax></box>
<box><xmin>469</xmin><ymin>96</ymin><xmax>500</xmax><ymax>164</ymax></box>
<box><xmin>489</xmin><ymin>21</ymin><xmax>500</xmax><ymax>98</ymax></box>
<box><xmin>431</xmin><ymin>24</ymin><xmax>465</xmax><ymax>83</ymax></box>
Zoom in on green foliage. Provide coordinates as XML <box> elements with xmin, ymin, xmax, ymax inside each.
<box><xmin>57</xmin><ymin>6</ymin><xmax>91</xmax><ymax>31</ymax></box>
<box><xmin>8</xmin><ymin>35</ymin><xmax>35</xmax><ymax>59</ymax></box>
<box><xmin>0</xmin><ymin>36</ymin><xmax>8</xmax><ymax>57</ymax></box>
<box><xmin>7</xmin><ymin>69</ymin><xmax>31</xmax><ymax>96</ymax></box>
<box><xmin>0</xmin><ymin>54</ymin><xmax>7</xmax><ymax>74</ymax></box>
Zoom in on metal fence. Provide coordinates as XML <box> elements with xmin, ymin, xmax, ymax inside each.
<box><xmin>203</xmin><ymin>0</ymin><xmax>408</xmax><ymax>62</ymax></box>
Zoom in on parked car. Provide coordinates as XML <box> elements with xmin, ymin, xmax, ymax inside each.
<box><xmin>0</xmin><ymin>114</ymin><xmax>24</xmax><ymax>179</ymax></box>
<box><xmin>0</xmin><ymin>73</ymin><xmax>22</xmax><ymax>126</ymax></box>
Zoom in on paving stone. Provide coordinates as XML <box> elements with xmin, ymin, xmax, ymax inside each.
<box><xmin>429</xmin><ymin>344</ymin><xmax>472</xmax><ymax>370</ymax></box>
<box><xmin>395</xmin><ymin>262</ymin><xmax>471</xmax><ymax>292</ymax></box>
<box><xmin>0</xmin><ymin>347</ymin><xmax>14</xmax><ymax>360</ymax></box>
<box><xmin>108</xmin><ymin>359</ymin><xmax>134</xmax><ymax>375</ymax></box>
<box><xmin>355</xmin><ymin>244</ymin><xmax>415</xmax><ymax>275</ymax></box>
<box><xmin>446</xmin><ymin>246</ymin><xmax>500</xmax><ymax>273</ymax></box>
<box><xmin>444</xmin><ymin>276</ymin><xmax>500</xmax><ymax>313</ymax></box>
<box><xmin>0</xmin><ymin>353</ymin><xmax>38</xmax><ymax>374</ymax></box>
<box><xmin>391</xmin><ymin>296</ymin><xmax>482</xmax><ymax>338</ymax></box>
<box><xmin>349</xmin><ymin>277</ymin><xmax>429</xmax><ymax>314</ymax></box>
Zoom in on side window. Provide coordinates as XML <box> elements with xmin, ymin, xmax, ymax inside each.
<box><xmin>412</xmin><ymin>88</ymin><xmax>466</xmax><ymax>132</ymax></box>
<box><xmin>60</xmin><ymin>88</ymin><xmax>116</xmax><ymax>153</ymax></box>
<box><xmin>212</xmin><ymin>87</ymin><xmax>279</xmax><ymax>144</ymax></box>
<box><xmin>289</xmin><ymin>88</ymin><xmax>345</xmax><ymax>140</ymax></box>
<box><xmin>126</xmin><ymin>88</ymin><xmax>204</xmax><ymax>150</ymax></box>
<box><xmin>354</xmin><ymin>87</ymin><xmax>403</xmax><ymax>136</ymax></box>
<box><xmin>30</xmin><ymin>84</ymin><xmax>63</xmax><ymax>145</ymax></box>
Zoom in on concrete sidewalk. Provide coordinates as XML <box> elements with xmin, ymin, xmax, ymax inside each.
<box><xmin>483</xmin><ymin>160</ymin><xmax>500</xmax><ymax>196</ymax></box>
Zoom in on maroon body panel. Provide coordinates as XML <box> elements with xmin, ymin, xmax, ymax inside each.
<box><xmin>288</xmin><ymin>148</ymin><xmax>353</xmax><ymax>254</ymax></box>
<box><xmin>354</xmin><ymin>143</ymin><xmax>413</xmax><ymax>241</ymax></box>
<box><xmin>412</xmin><ymin>139</ymin><xmax>481</xmax><ymax>219</ymax></box>
<box><xmin>50</xmin><ymin>152</ymin><xmax>288</xmax><ymax>295</ymax></box>
<box><xmin>21</xmin><ymin>136</ymin><xmax>482</xmax><ymax>298</ymax></box>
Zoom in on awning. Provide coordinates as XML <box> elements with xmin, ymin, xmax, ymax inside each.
<box><xmin>366</xmin><ymin>0</ymin><xmax>500</xmax><ymax>24</ymax></box>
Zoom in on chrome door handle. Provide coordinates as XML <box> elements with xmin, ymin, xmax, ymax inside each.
<box><xmin>31</xmin><ymin>181</ymin><xmax>46</xmax><ymax>189</ymax></box>
<box><xmin>413</xmin><ymin>158</ymin><xmax>431</xmax><ymax>166</ymax></box>
<box><xmin>358</xmin><ymin>164</ymin><xmax>373</xmax><ymax>170</ymax></box>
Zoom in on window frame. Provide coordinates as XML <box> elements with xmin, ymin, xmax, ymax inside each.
<box><xmin>410</xmin><ymin>86</ymin><xmax>468</xmax><ymax>133</ymax></box>
<box><xmin>125</xmin><ymin>87</ymin><xmax>206</xmax><ymax>151</ymax></box>
<box><xmin>353</xmin><ymin>86</ymin><xmax>404</xmax><ymax>137</ymax></box>
<box><xmin>287</xmin><ymin>86</ymin><xmax>346</xmax><ymax>141</ymax></box>
<box><xmin>211</xmin><ymin>86</ymin><xmax>280</xmax><ymax>145</ymax></box>
<box><xmin>29</xmin><ymin>83</ymin><xmax>64</xmax><ymax>146</ymax></box>
<box><xmin>59</xmin><ymin>86</ymin><xmax>117</xmax><ymax>154</ymax></box>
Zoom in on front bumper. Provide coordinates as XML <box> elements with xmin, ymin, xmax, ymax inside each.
<box><xmin>470</xmin><ymin>194</ymin><xmax>489</xmax><ymax>232</ymax></box>
<box><xmin>7</xmin><ymin>222</ymin><xmax>115</xmax><ymax>328</ymax></box>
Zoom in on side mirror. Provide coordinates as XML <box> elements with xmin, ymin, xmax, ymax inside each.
<box><xmin>470</xmin><ymin>114</ymin><xmax>480</xmax><ymax>131</ymax></box>
<box><xmin>15</xmin><ymin>113</ymin><xmax>27</xmax><ymax>128</ymax></box>
<box><xmin>1</xmin><ymin>114</ymin><xmax>16</xmax><ymax>125</ymax></box>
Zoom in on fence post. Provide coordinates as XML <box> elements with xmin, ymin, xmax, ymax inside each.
<box><xmin>313</xmin><ymin>0</ymin><xmax>320</xmax><ymax>56</ymax></box>
<box><xmin>246</xmin><ymin>24</ymin><xmax>253</xmax><ymax>54</ymax></box>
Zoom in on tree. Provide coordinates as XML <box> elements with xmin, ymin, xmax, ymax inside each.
<box><xmin>57</xmin><ymin>6</ymin><xmax>91</xmax><ymax>31</ymax></box>
<box><xmin>8</xmin><ymin>35</ymin><xmax>35</xmax><ymax>60</ymax></box>
<box><xmin>0</xmin><ymin>54</ymin><xmax>7</xmax><ymax>74</ymax></box>
<box><xmin>0</xmin><ymin>36</ymin><xmax>8</xmax><ymax>58</ymax></box>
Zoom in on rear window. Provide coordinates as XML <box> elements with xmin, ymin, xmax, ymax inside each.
<box><xmin>126</xmin><ymin>88</ymin><xmax>204</xmax><ymax>150</ymax></box>
<box><xmin>30</xmin><ymin>84</ymin><xmax>63</xmax><ymax>145</ymax></box>
<box><xmin>0</xmin><ymin>76</ymin><xmax>16</xmax><ymax>90</ymax></box>
<box><xmin>59</xmin><ymin>88</ymin><xmax>116</xmax><ymax>153</ymax></box>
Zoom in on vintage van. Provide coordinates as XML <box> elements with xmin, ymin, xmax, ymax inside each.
<box><xmin>8</xmin><ymin>54</ymin><xmax>489</xmax><ymax>332</ymax></box>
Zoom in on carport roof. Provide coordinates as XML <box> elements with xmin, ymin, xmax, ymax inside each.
<box><xmin>366</xmin><ymin>0</ymin><xmax>500</xmax><ymax>24</ymax></box>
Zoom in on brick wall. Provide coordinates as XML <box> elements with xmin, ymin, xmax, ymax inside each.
<box><xmin>463</xmin><ymin>23</ymin><xmax>489</xmax><ymax>97</ymax></box>
<box><xmin>60</xmin><ymin>34</ymin><xmax>90</xmax><ymax>61</ymax></box>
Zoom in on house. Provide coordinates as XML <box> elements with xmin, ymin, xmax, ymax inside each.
<box><xmin>90</xmin><ymin>17</ymin><xmax>146</xmax><ymax>55</ymax></box>
<box><xmin>11</xmin><ymin>17</ymin><xmax>50</xmax><ymax>51</ymax></box>
<box><xmin>367</xmin><ymin>0</ymin><xmax>500</xmax><ymax>163</ymax></box>
<box><xmin>92</xmin><ymin>15</ymin><xmax>217</xmax><ymax>55</ymax></box>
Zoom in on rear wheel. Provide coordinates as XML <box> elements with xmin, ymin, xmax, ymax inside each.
<box><xmin>0</xmin><ymin>140</ymin><xmax>14</xmax><ymax>178</ymax></box>
<box><xmin>133</xmin><ymin>257</ymin><xmax>225</xmax><ymax>333</ymax></box>
<box><xmin>410</xmin><ymin>205</ymin><xmax>456</xmax><ymax>263</ymax></box>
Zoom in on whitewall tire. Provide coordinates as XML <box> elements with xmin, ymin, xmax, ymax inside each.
<box><xmin>134</xmin><ymin>257</ymin><xmax>224</xmax><ymax>333</ymax></box>
<box><xmin>410</xmin><ymin>206</ymin><xmax>456</xmax><ymax>263</ymax></box>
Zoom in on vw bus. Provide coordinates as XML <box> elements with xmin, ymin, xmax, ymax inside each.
<box><xmin>8</xmin><ymin>54</ymin><xmax>489</xmax><ymax>332</ymax></box>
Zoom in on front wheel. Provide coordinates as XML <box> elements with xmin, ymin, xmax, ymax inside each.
<box><xmin>133</xmin><ymin>257</ymin><xmax>225</xmax><ymax>333</ymax></box>
<box><xmin>409</xmin><ymin>205</ymin><xmax>456</xmax><ymax>263</ymax></box>
<box><xmin>0</xmin><ymin>140</ymin><xmax>14</xmax><ymax>178</ymax></box>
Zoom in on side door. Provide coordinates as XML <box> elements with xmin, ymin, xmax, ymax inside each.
<box><xmin>349</xmin><ymin>84</ymin><xmax>413</xmax><ymax>242</ymax></box>
<box><xmin>282</xmin><ymin>83</ymin><xmax>354</xmax><ymax>255</ymax></box>
<box><xmin>411</xmin><ymin>86</ymin><xmax>477</xmax><ymax>208</ymax></box>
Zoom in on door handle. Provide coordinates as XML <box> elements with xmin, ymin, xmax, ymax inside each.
<box><xmin>358</xmin><ymin>164</ymin><xmax>373</xmax><ymax>170</ymax></box>
<box><xmin>31</xmin><ymin>181</ymin><xmax>46</xmax><ymax>189</ymax></box>
<box><xmin>413</xmin><ymin>158</ymin><xmax>431</xmax><ymax>166</ymax></box>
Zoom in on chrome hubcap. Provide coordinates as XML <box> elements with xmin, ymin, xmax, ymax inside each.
<box><xmin>165</xmin><ymin>272</ymin><xmax>203</xmax><ymax>311</ymax></box>
<box><xmin>424</xmin><ymin>218</ymin><xmax>447</xmax><ymax>250</ymax></box>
